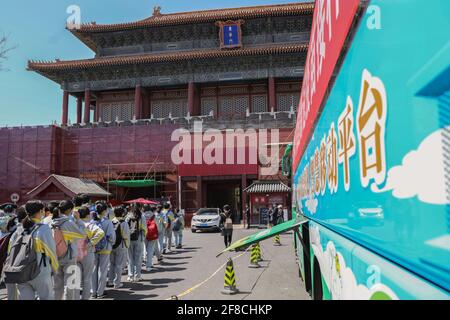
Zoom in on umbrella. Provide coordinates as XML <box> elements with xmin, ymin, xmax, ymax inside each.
<box><xmin>124</xmin><ymin>198</ymin><xmax>159</xmax><ymax>205</ymax></box>
<box><xmin>0</xmin><ymin>203</ymin><xmax>18</xmax><ymax>210</ymax></box>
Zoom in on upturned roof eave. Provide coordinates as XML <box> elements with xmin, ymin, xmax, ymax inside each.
<box><xmin>73</xmin><ymin>2</ymin><xmax>315</xmax><ymax>34</ymax></box>
<box><xmin>67</xmin><ymin>2</ymin><xmax>314</xmax><ymax>53</ymax></box>
<box><xmin>27</xmin><ymin>43</ymin><xmax>309</xmax><ymax>82</ymax></box>
<box><xmin>68</xmin><ymin>27</ymin><xmax>98</xmax><ymax>53</ymax></box>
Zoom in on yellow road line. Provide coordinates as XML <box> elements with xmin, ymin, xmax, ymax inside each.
<box><xmin>166</xmin><ymin>249</ymin><xmax>249</xmax><ymax>300</ymax></box>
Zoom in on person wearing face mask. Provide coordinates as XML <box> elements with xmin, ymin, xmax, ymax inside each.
<box><xmin>107</xmin><ymin>206</ymin><xmax>130</xmax><ymax>289</ymax></box>
<box><xmin>42</xmin><ymin>201</ymin><xmax>59</xmax><ymax>226</ymax></box>
<box><xmin>144</xmin><ymin>206</ymin><xmax>159</xmax><ymax>271</ymax></box>
<box><xmin>153</xmin><ymin>205</ymin><xmax>165</xmax><ymax>263</ymax></box>
<box><xmin>125</xmin><ymin>204</ymin><xmax>147</xmax><ymax>282</ymax></box>
<box><xmin>91</xmin><ymin>201</ymin><xmax>116</xmax><ymax>299</ymax></box>
<box><xmin>3</xmin><ymin>200</ymin><xmax>59</xmax><ymax>300</ymax></box>
<box><xmin>1</xmin><ymin>206</ymin><xmax>27</xmax><ymax>300</ymax></box>
<box><xmin>74</xmin><ymin>206</ymin><xmax>105</xmax><ymax>300</ymax></box>
<box><xmin>51</xmin><ymin>200</ymin><xmax>86</xmax><ymax>300</ymax></box>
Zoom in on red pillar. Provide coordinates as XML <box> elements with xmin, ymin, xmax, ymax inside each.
<box><xmin>61</xmin><ymin>91</ymin><xmax>69</xmax><ymax>126</ymax></box>
<box><xmin>76</xmin><ymin>97</ymin><xmax>82</xmax><ymax>124</ymax></box>
<box><xmin>188</xmin><ymin>81</ymin><xmax>195</xmax><ymax>116</ymax></box>
<box><xmin>134</xmin><ymin>85</ymin><xmax>142</xmax><ymax>119</ymax></box>
<box><xmin>84</xmin><ymin>88</ymin><xmax>91</xmax><ymax>124</ymax></box>
<box><xmin>94</xmin><ymin>103</ymin><xmax>99</xmax><ymax>122</ymax></box>
<box><xmin>268</xmin><ymin>77</ymin><xmax>276</xmax><ymax>112</ymax></box>
<box><xmin>196</xmin><ymin>176</ymin><xmax>203</xmax><ymax>209</ymax></box>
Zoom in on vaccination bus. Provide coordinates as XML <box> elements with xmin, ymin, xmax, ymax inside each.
<box><xmin>291</xmin><ymin>0</ymin><xmax>450</xmax><ymax>299</ymax></box>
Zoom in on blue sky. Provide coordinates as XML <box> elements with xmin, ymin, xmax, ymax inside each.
<box><xmin>0</xmin><ymin>0</ymin><xmax>306</xmax><ymax>127</ymax></box>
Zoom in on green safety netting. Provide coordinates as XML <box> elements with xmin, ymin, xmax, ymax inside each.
<box><xmin>108</xmin><ymin>179</ymin><xmax>159</xmax><ymax>188</ymax></box>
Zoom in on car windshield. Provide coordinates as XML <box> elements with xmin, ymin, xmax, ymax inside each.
<box><xmin>196</xmin><ymin>209</ymin><xmax>219</xmax><ymax>216</ymax></box>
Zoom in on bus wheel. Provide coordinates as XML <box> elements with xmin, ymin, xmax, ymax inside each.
<box><xmin>313</xmin><ymin>259</ymin><xmax>323</xmax><ymax>300</ymax></box>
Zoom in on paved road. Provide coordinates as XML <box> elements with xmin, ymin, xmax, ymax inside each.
<box><xmin>1</xmin><ymin>227</ymin><xmax>310</xmax><ymax>300</ymax></box>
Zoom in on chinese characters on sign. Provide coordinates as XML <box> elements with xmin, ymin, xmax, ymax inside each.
<box><xmin>356</xmin><ymin>70</ymin><xmax>387</xmax><ymax>188</ymax></box>
<box><xmin>296</xmin><ymin>69</ymin><xmax>387</xmax><ymax>211</ymax></box>
<box><xmin>293</xmin><ymin>0</ymin><xmax>361</xmax><ymax>170</ymax></box>
<box><xmin>216</xmin><ymin>20</ymin><xmax>244</xmax><ymax>49</ymax></box>
<box><xmin>338</xmin><ymin>97</ymin><xmax>356</xmax><ymax>191</ymax></box>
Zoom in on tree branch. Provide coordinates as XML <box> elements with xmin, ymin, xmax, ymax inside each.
<box><xmin>0</xmin><ymin>33</ymin><xmax>17</xmax><ymax>72</ymax></box>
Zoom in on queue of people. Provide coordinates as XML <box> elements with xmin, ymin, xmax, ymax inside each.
<box><xmin>0</xmin><ymin>195</ymin><xmax>185</xmax><ymax>300</ymax></box>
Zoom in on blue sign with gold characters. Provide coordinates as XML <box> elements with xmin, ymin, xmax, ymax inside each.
<box><xmin>216</xmin><ymin>20</ymin><xmax>244</xmax><ymax>49</ymax></box>
<box><xmin>223</xmin><ymin>24</ymin><xmax>239</xmax><ymax>46</ymax></box>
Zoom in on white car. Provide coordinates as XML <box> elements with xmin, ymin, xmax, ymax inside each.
<box><xmin>191</xmin><ymin>208</ymin><xmax>223</xmax><ymax>233</ymax></box>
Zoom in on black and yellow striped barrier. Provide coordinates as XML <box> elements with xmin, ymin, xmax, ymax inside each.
<box><xmin>274</xmin><ymin>234</ymin><xmax>281</xmax><ymax>246</ymax></box>
<box><xmin>221</xmin><ymin>258</ymin><xmax>238</xmax><ymax>295</ymax></box>
<box><xmin>256</xmin><ymin>242</ymin><xmax>262</xmax><ymax>262</ymax></box>
<box><xmin>249</xmin><ymin>244</ymin><xmax>261</xmax><ymax>268</ymax></box>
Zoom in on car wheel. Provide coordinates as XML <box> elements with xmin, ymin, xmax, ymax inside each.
<box><xmin>191</xmin><ymin>229</ymin><xmax>196</xmax><ymax>233</ymax></box>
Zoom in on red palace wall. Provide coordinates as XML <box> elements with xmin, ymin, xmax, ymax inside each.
<box><xmin>0</xmin><ymin>124</ymin><xmax>294</xmax><ymax>204</ymax></box>
<box><xmin>60</xmin><ymin>124</ymin><xmax>179</xmax><ymax>178</ymax></box>
<box><xmin>0</xmin><ymin>126</ymin><xmax>57</xmax><ymax>203</ymax></box>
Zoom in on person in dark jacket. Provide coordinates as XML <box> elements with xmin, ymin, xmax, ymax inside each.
<box><xmin>220</xmin><ymin>205</ymin><xmax>233</xmax><ymax>248</ymax></box>
<box><xmin>245</xmin><ymin>205</ymin><xmax>251</xmax><ymax>229</ymax></box>
<box><xmin>272</xmin><ymin>204</ymin><xmax>280</xmax><ymax>227</ymax></box>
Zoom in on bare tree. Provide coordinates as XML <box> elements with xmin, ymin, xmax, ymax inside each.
<box><xmin>0</xmin><ymin>33</ymin><xmax>16</xmax><ymax>71</ymax></box>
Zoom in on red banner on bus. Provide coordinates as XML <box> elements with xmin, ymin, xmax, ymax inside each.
<box><xmin>292</xmin><ymin>0</ymin><xmax>361</xmax><ymax>170</ymax></box>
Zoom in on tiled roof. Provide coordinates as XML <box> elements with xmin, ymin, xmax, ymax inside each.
<box><xmin>244</xmin><ymin>180</ymin><xmax>291</xmax><ymax>193</ymax></box>
<box><xmin>27</xmin><ymin>43</ymin><xmax>308</xmax><ymax>72</ymax></box>
<box><xmin>27</xmin><ymin>174</ymin><xmax>111</xmax><ymax>198</ymax></box>
<box><xmin>72</xmin><ymin>3</ymin><xmax>314</xmax><ymax>33</ymax></box>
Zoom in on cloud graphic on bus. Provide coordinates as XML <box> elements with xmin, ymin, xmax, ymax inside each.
<box><xmin>305</xmin><ymin>197</ymin><xmax>318</xmax><ymax>214</ymax></box>
<box><xmin>371</xmin><ymin>127</ymin><xmax>448</xmax><ymax>205</ymax></box>
<box><xmin>309</xmin><ymin>226</ymin><xmax>398</xmax><ymax>300</ymax></box>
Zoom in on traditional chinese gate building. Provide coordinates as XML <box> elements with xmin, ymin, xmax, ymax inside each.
<box><xmin>0</xmin><ymin>3</ymin><xmax>313</xmax><ymax>220</ymax></box>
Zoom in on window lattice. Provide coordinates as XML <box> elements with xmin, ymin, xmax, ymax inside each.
<box><xmin>251</xmin><ymin>85</ymin><xmax>268</xmax><ymax>94</ymax></box>
<box><xmin>251</xmin><ymin>95</ymin><xmax>268</xmax><ymax>113</ymax></box>
<box><xmin>111</xmin><ymin>104</ymin><xmax>121</xmax><ymax>121</ymax></box>
<box><xmin>100</xmin><ymin>105</ymin><xmax>112</xmax><ymax>122</ymax></box>
<box><xmin>276</xmin><ymin>83</ymin><xmax>291</xmax><ymax>92</ymax></box>
<box><xmin>219</xmin><ymin>86</ymin><xmax>249</xmax><ymax>96</ymax></box>
<box><xmin>151</xmin><ymin>100</ymin><xmax>188</xmax><ymax>118</ymax></box>
<box><xmin>277</xmin><ymin>93</ymin><xmax>300</xmax><ymax>111</ymax></box>
<box><xmin>219</xmin><ymin>97</ymin><xmax>234</xmax><ymax>116</ymax></box>
<box><xmin>166</xmin><ymin>90</ymin><xmax>188</xmax><ymax>99</ymax></box>
<box><xmin>219</xmin><ymin>96</ymin><xmax>248</xmax><ymax>117</ymax></box>
<box><xmin>276</xmin><ymin>82</ymin><xmax>301</xmax><ymax>92</ymax></box>
<box><xmin>151</xmin><ymin>91</ymin><xmax>166</xmax><ymax>99</ymax></box>
<box><xmin>201</xmin><ymin>97</ymin><xmax>217</xmax><ymax>116</ymax></box>
<box><xmin>235</xmin><ymin>96</ymin><xmax>249</xmax><ymax>115</ymax></box>
<box><xmin>151</xmin><ymin>90</ymin><xmax>188</xmax><ymax>100</ymax></box>
<box><xmin>100</xmin><ymin>102</ymin><xmax>134</xmax><ymax>122</ymax></box>
<box><xmin>201</xmin><ymin>87</ymin><xmax>217</xmax><ymax>96</ymax></box>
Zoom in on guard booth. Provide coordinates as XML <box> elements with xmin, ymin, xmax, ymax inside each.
<box><xmin>26</xmin><ymin>174</ymin><xmax>111</xmax><ymax>202</ymax></box>
<box><xmin>244</xmin><ymin>180</ymin><xmax>291</xmax><ymax>228</ymax></box>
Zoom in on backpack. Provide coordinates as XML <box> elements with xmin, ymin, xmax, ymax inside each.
<box><xmin>76</xmin><ymin>238</ymin><xmax>88</xmax><ymax>263</ymax></box>
<box><xmin>128</xmin><ymin>217</ymin><xmax>140</xmax><ymax>241</ymax></box>
<box><xmin>112</xmin><ymin>220</ymin><xmax>123</xmax><ymax>249</ymax></box>
<box><xmin>172</xmin><ymin>216</ymin><xmax>182</xmax><ymax>232</ymax></box>
<box><xmin>146</xmin><ymin>218</ymin><xmax>158</xmax><ymax>241</ymax></box>
<box><xmin>52</xmin><ymin>222</ymin><xmax>69</xmax><ymax>259</ymax></box>
<box><xmin>0</xmin><ymin>232</ymin><xmax>13</xmax><ymax>276</ymax></box>
<box><xmin>2</xmin><ymin>225</ymin><xmax>43</xmax><ymax>284</ymax></box>
<box><xmin>165</xmin><ymin>212</ymin><xmax>173</xmax><ymax>229</ymax></box>
<box><xmin>225</xmin><ymin>217</ymin><xmax>233</xmax><ymax>229</ymax></box>
<box><xmin>93</xmin><ymin>220</ymin><xmax>108</xmax><ymax>252</ymax></box>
